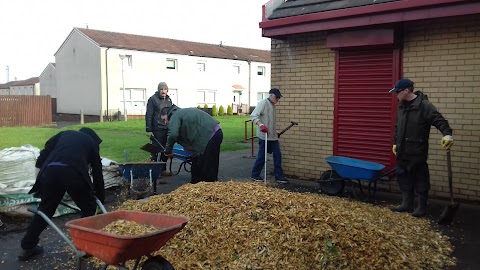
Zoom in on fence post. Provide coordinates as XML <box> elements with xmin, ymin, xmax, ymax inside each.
<box><xmin>243</xmin><ymin>120</ymin><xmax>256</xmax><ymax>159</ymax></box>
<box><xmin>99</xmin><ymin>109</ymin><xmax>104</xmax><ymax>122</ymax></box>
<box><xmin>80</xmin><ymin>109</ymin><xmax>84</xmax><ymax>124</ymax></box>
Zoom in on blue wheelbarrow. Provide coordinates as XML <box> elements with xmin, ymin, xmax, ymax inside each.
<box><xmin>168</xmin><ymin>144</ymin><xmax>192</xmax><ymax>175</ymax></box>
<box><xmin>118</xmin><ymin>162</ymin><xmax>166</xmax><ymax>199</ymax></box>
<box><xmin>318</xmin><ymin>156</ymin><xmax>396</xmax><ymax>199</ymax></box>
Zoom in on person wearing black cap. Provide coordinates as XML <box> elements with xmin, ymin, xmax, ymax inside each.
<box><xmin>146</xmin><ymin>81</ymin><xmax>173</xmax><ymax>176</ymax></box>
<box><xmin>389</xmin><ymin>78</ymin><xmax>453</xmax><ymax>217</ymax></box>
<box><xmin>250</xmin><ymin>88</ymin><xmax>289</xmax><ymax>184</ymax></box>
<box><xmin>160</xmin><ymin>106</ymin><xmax>223</xmax><ymax>183</ymax></box>
<box><xmin>18</xmin><ymin>127</ymin><xmax>104</xmax><ymax>261</ymax></box>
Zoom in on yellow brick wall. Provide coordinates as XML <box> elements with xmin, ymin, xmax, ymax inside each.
<box><xmin>402</xmin><ymin>15</ymin><xmax>480</xmax><ymax>201</ymax></box>
<box><xmin>270</xmin><ymin>15</ymin><xmax>480</xmax><ymax>201</ymax></box>
<box><xmin>271</xmin><ymin>33</ymin><xmax>336</xmax><ymax>180</ymax></box>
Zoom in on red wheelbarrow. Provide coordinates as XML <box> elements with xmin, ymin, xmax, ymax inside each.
<box><xmin>66</xmin><ymin>211</ymin><xmax>188</xmax><ymax>269</ymax></box>
<box><xmin>28</xmin><ymin>199</ymin><xmax>188</xmax><ymax>270</ymax></box>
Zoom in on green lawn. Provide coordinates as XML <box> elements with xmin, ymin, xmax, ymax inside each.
<box><xmin>0</xmin><ymin>115</ymin><xmax>252</xmax><ymax>162</ymax></box>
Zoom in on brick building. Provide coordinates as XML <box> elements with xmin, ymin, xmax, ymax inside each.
<box><xmin>260</xmin><ymin>0</ymin><xmax>480</xmax><ymax>201</ymax></box>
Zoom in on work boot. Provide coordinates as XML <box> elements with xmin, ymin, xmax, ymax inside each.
<box><xmin>412</xmin><ymin>193</ymin><xmax>428</xmax><ymax>217</ymax></box>
<box><xmin>390</xmin><ymin>192</ymin><xmax>414</xmax><ymax>212</ymax></box>
<box><xmin>18</xmin><ymin>245</ymin><xmax>43</xmax><ymax>261</ymax></box>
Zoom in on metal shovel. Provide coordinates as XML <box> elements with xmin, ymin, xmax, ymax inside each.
<box><xmin>438</xmin><ymin>150</ymin><xmax>460</xmax><ymax>225</ymax></box>
<box><xmin>140</xmin><ymin>135</ymin><xmax>188</xmax><ymax>160</ymax></box>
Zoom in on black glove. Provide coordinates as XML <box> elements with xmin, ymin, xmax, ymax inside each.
<box><xmin>277</xmin><ymin>132</ymin><xmax>281</xmax><ymax>139</ymax></box>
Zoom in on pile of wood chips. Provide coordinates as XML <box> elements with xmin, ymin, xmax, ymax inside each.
<box><xmin>116</xmin><ymin>181</ymin><xmax>455</xmax><ymax>270</ymax></box>
<box><xmin>101</xmin><ymin>219</ymin><xmax>157</xmax><ymax>236</ymax></box>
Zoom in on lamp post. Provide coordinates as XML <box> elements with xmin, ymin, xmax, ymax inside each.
<box><xmin>119</xmin><ymin>54</ymin><xmax>128</xmax><ymax>121</ymax></box>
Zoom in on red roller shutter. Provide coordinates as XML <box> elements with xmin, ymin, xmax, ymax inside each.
<box><xmin>333</xmin><ymin>47</ymin><xmax>400</xmax><ymax>168</ymax></box>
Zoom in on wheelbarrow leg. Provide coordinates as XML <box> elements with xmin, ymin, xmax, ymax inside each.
<box><xmin>150</xmin><ymin>169</ymin><xmax>157</xmax><ymax>195</ymax></box>
<box><xmin>27</xmin><ymin>208</ymin><xmax>86</xmax><ymax>270</ymax></box>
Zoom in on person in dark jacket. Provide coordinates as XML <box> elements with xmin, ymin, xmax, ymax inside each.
<box><xmin>145</xmin><ymin>82</ymin><xmax>173</xmax><ymax>176</ymax></box>
<box><xmin>18</xmin><ymin>127</ymin><xmax>104</xmax><ymax>261</ymax></box>
<box><xmin>389</xmin><ymin>79</ymin><xmax>453</xmax><ymax>217</ymax></box>
<box><xmin>161</xmin><ymin>106</ymin><xmax>223</xmax><ymax>183</ymax></box>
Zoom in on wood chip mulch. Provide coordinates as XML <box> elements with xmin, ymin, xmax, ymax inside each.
<box><xmin>114</xmin><ymin>181</ymin><xmax>455</xmax><ymax>270</ymax></box>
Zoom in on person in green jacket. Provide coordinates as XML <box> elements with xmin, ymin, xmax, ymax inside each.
<box><xmin>389</xmin><ymin>78</ymin><xmax>453</xmax><ymax>217</ymax></box>
<box><xmin>161</xmin><ymin>106</ymin><xmax>223</xmax><ymax>183</ymax></box>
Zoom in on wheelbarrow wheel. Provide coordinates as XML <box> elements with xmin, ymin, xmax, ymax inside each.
<box><xmin>142</xmin><ymin>255</ymin><xmax>175</xmax><ymax>270</ymax></box>
<box><xmin>318</xmin><ymin>170</ymin><xmax>345</xmax><ymax>196</ymax></box>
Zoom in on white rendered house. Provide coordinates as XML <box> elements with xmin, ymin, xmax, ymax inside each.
<box><xmin>53</xmin><ymin>28</ymin><xmax>271</xmax><ymax>117</ymax></box>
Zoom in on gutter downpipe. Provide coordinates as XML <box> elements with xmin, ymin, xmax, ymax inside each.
<box><xmin>105</xmin><ymin>47</ymin><xmax>110</xmax><ymax>119</ymax></box>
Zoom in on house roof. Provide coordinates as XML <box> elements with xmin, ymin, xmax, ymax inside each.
<box><xmin>269</xmin><ymin>0</ymin><xmax>400</xmax><ymax>20</ymax></box>
<box><xmin>5</xmin><ymin>77</ymin><xmax>40</xmax><ymax>87</ymax></box>
<box><xmin>73</xmin><ymin>28</ymin><xmax>271</xmax><ymax>63</ymax></box>
<box><xmin>261</xmin><ymin>0</ymin><xmax>480</xmax><ymax>37</ymax></box>
<box><xmin>39</xmin><ymin>63</ymin><xmax>56</xmax><ymax>78</ymax></box>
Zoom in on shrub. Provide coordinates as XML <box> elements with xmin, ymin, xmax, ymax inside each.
<box><xmin>227</xmin><ymin>105</ymin><xmax>233</xmax><ymax>116</ymax></box>
<box><xmin>204</xmin><ymin>103</ymin><xmax>209</xmax><ymax>109</ymax></box>
<box><xmin>197</xmin><ymin>105</ymin><xmax>201</xmax><ymax>109</ymax></box>
<box><xmin>218</xmin><ymin>105</ymin><xmax>225</xmax><ymax>116</ymax></box>
<box><xmin>212</xmin><ymin>105</ymin><xmax>218</xmax><ymax>116</ymax></box>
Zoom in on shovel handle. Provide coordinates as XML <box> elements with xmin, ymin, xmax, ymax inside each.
<box><xmin>278</xmin><ymin>121</ymin><xmax>298</xmax><ymax>136</ymax></box>
<box><xmin>447</xmin><ymin>150</ymin><xmax>454</xmax><ymax>204</ymax></box>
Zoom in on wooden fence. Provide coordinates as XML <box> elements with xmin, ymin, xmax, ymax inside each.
<box><xmin>0</xmin><ymin>95</ymin><xmax>52</xmax><ymax>127</ymax></box>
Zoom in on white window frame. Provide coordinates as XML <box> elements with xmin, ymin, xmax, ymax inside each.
<box><xmin>257</xmin><ymin>66</ymin><xmax>266</xmax><ymax>76</ymax></box>
<box><xmin>120</xmin><ymin>88</ymin><xmax>146</xmax><ymax>108</ymax></box>
<box><xmin>197</xmin><ymin>89</ymin><xmax>216</xmax><ymax>104</ymax></box>
<box><xmin>233</xmin><ymin>64</ymin><xmax>240</xmax><ymax>74</ymax></box>
<box><xmin>166</xmin><ymin>59</ymin><xmax>177</xmax><ymax>70</ymax></box>
<box><xmin>119</xmin><ymin>55</ymin><xmax>133</xmax><ymax>69</ymax></box>
<box><xmin>197</xmin><ymin>62</ymin><xmax>206</xmax><ymax>72</ymax></box>
<box><xmin>126</xmin><ymin>55</ymin><xmax>133</xmax><ymax>68</ymax></box>
<box><xmin>257</xmin><ymin>92</ymin><xmax>269</xmax><ymax>103</ymax></box>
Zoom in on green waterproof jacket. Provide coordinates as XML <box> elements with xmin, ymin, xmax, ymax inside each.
<box><xmin>165</xmin><ymin>108</ymin><xmax>220</xmax><ymax>156</ymax></box>
<box><xmin>393</xmin><ymin>91</ymin><xmax>452</xmax><ymax>162</ymax></box>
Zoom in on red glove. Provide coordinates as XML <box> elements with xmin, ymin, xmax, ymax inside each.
<box><xmin>260</xmin><ymin>124</ymin><xmax>268</xmax><ymax>133</ymax></box>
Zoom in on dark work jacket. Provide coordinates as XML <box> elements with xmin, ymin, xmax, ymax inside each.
<box><xmin>145</xmin><ymin>92</ymin><xmax>173</xmax><ymax>132</ymax></box>
<box><xmin>393</xmin><ymin>91</ymin><xmax>452</xmax><ymax>163</ymax></box>
<box><xmin>30</xmin><ymin>130</ymin><xmax>105</xmax><ymax>202</ymax></box>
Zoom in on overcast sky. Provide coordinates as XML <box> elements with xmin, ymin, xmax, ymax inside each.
<box><xmin>0</xmin><ymin>0</ymin><xmax>272</xmax><ymax>84</ymax></box>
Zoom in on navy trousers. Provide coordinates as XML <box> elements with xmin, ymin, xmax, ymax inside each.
<box><xmin>21</xmin><ymin>166</ymin><xmax>96</xmax><ymax>250</ymax></box>
<box><xmin>190</xmin><ymin>129</ymin><xmax>223</xmax><ymax>183</ymax></box>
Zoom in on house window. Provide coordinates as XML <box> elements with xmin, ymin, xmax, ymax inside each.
<box><xmin>119</xmin><ymin>55</ymin><xmax>133</xmax><ymax>69</ymax></box>
<box><xmin>257</xmin><ymin>92</ymin><xmax>269</xmax><ymax>103</ymax></box>
<box><xmin>166</xmin><ymin>59</ymin><xmax>177</xmax><ymax>70</ymax></box>
<box><xmin>233</xmin><ymin>65</ymin><xmax>240</xmax><ymax>74</ymax></box>
<box><xmin>126</xmin><ymin>55</ymin><xmax>133</xmax><ymax>67</ymax></box>
<box><xmin>257</xmin><ymin>66</ymin><xmax>265</xmax><ymax>76</ymax></box>
<box><xmin>197</xmin><ymin>62</ymin><xmax>206</xmax><ymax>72</ymax></box>
<box><xmin>120</xmin><ymin>88</ymin><xmax>146</xmax><ymax>108</ymax></box>
<box><xmin>197</xmin><ymin>90</ymin><xmax>216</xmax><ymax>104</ymax></box>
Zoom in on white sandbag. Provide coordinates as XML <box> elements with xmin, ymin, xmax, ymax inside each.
<box><xmin>0</xmin><ymin>145</ymin><xmax>40</xmax><ymax>194</ymax></box>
